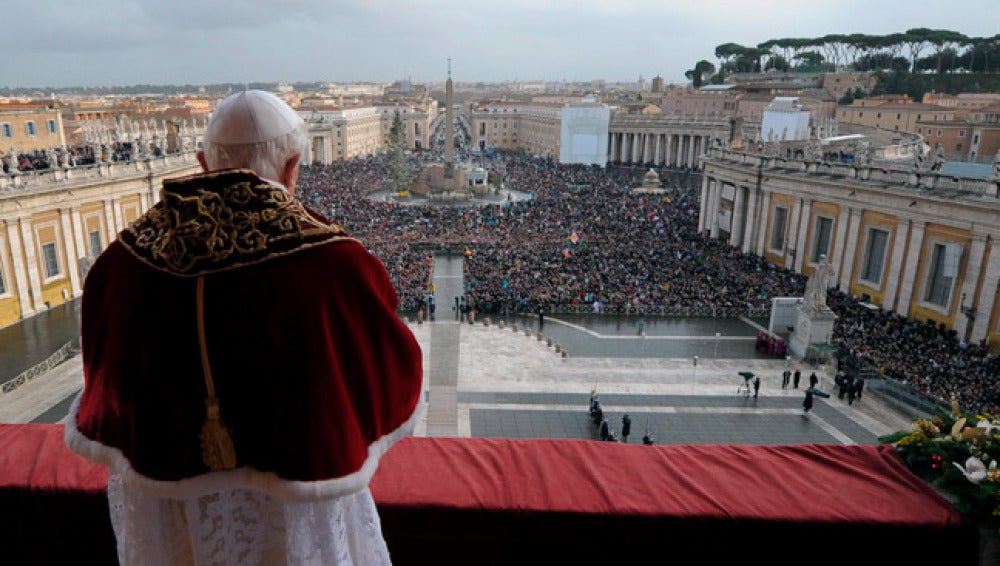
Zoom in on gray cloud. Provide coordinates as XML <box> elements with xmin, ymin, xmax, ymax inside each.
<box><xmin>2</xmin><ymin>0</ymin><xmax>998</xmax><ymax>88</ymax></box>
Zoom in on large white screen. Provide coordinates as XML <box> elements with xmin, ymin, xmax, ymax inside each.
<box><xmin>572</xmin><ymin>134</ymin><xmax>598</xmax><ymax>155</ymax></box>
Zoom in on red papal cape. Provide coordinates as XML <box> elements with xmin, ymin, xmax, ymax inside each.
<box><xmin>66</xmin><ymin>169</ymin><xmax>424</xmax><ymax>501</ymax></box>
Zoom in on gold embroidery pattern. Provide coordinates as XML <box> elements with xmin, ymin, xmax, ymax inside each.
<box><xmin>122</xmin><ymin>170</ymin><xmax>348</xmax><ymax>275</ymax></box>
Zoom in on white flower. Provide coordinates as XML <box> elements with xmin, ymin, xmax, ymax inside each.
<box><xmin>975</xmin><ymin>419</ymin><xmax>1000</xmax><ymax>435</ymax></box>
<box><xmin>953</xmin><ymin>456</ymin><xmax>988</xmax><ymax>484</ymax></box>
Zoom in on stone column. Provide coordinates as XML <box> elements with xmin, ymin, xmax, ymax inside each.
<box><xmin>698</xmin><ymin>176</ymin><xmax>710</xmax><ymax>233</ymax></box>
<box><xmin>17</xmin><ymin>220</ymin><xmax>44</xmax><ymax>312</ymax></box>
<box><xmin>5</xmin><ymin>220</ymin><xmax>36</xmax><ymax>317</ymax></box>
<box><xmin>970</xmin><ymin>241</ymin><xmax>1000</xmax><ymax>342</ymax></box>
<box><xmin>830</xmin><ymin>206</ymin><xmax>849</xmax><ymax>290</ymax></box>
<box><xmin>654</xmin><ymin>134</ymin><xmax>662</xmax><ymax>166</ymax></box>
<box><xmin>104</xmin><ymin>199</ymin><xmax>118</xmax><ymax>242</ymax></box>
<box><xmin>113</xmin><ymin>198</ymin><xmax>125</xmax><ymax>236</ymax></box>
<box><xmin>665</xmin><ymin>134</ymin><xmax>674</xmax><ymax>167</ymax></box>
<box><xmin>731</xmin><ymin>184</ymin><xmax>747</xmax><ymax>248</ymax></box>
<box><xmin>892</xmin><ymin>221</ymin><xmax>926</xmax><ymax>316</ymax></box>
<box><xmin>954</xmin><ymin>236</ymin><xmax>986</xmax><ymax>336</ymax></box>
<box><xmin>708</xmin><ymin>181</ymin><xmax>721</xmax><ymax>239</ymax></box>
<box><xmin>838</xmin><ymin>207</ymin><xmax>863</xmax><ymax>291</ymax></box>
<box><xmin>785</xmin><ymin>198</ymin><xmax>803</xmax><ymax>270</ymax></box>
<box><xmin>70</xmin><ymin>207</ymin><xmax>88</xmax><ymax>294</ymax></box>
<box><xmin>59</xmin><ymin>208</ymin><xmax>82</xmax><ymax>298</ymax></box>
<box><xmin>741</xmin><ymin>184</ymin><xmax>759</xmax><ymax>255</ymax></box>
<box><xmin>755</xmin><ymin>191</ymin><xmax>771</xmax><ymax>256</ymax></box>
<box><xmin>882</xmin><ymin>219</ymin><xmax>912</xmax><ymax>310</ymax></box>
<box><xmin>794</xmin><ymin>199</ymin><xmax>812</xmax><ymax>273</ymax></box>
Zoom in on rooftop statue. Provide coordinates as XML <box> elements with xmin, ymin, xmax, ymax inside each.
<box><xmin>803</xmin><ymin>254</ymin><xmax>833</xmax><ymax>311</ymax></box>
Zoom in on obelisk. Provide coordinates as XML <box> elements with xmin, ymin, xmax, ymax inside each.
<box><xmin>444</xmin><ymin>58</ymin><xmax>455</xmax><ymax>179</ymax></box>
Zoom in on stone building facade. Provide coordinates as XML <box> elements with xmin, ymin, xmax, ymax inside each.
<box><xmin>0</xmin><ymin>154</ymin><xmax>200</xmax><ymax>328</ymax></box>
<box><xmin>0</xmin><ymin>104</ymin><xmax>67</xmax><ymax>155</ymax></box>
<box><xmin>699</xmin><ymin>147</ymin><xmax>1000</xmax><ymax>350</ymax></box>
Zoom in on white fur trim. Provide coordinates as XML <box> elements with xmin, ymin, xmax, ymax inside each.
<box><xmin>64</xmin><ymin>390</ymin><xmax>426</xmax><ymax>502</ymax></box>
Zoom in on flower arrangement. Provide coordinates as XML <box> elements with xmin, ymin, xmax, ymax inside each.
<box><xmin>879</xmin><ymin>396</ymin><xmax>1000</xmax><ymax>533</ymax></box>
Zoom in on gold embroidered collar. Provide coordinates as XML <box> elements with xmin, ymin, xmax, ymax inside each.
<box><xmin>121</xmin><ymin>169</ymin><xmax>349</xmax><ymax>276</ymax></box>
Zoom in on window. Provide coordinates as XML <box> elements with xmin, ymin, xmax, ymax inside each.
<box><xmin>937</xmin><ymin>129</ymin><xmax>943</xmax><ymax>137</ymax></box>
<box><xmin>1</xmin><ymin>123</ymin><xmax>11</xmax><ymax>138</ymax></box>
<box><xmin>47</xmin><ymin>119</ymin><xmax>57</xmax><ymax>134</ymax></box>
<box><xmin>973</xmin><ymin>134</ymin><xmax>979</xmax><ymax>144</ymax></box>
<box><xmin>42</xmin><ymin>242</ymin><xmax>60</xmax><ymax>278</ymax></box>
<box><xmin>769</xmin><ymin>206</ymin><xmax>788</xmax><ymax>251</ymax></box>
<box><xmin>923</xmin><ymin>243</ymin><xmax>960</xmax><ymax>307</ymax></box>
<box><xmin>88</xmin><ymin>231</ymin><xmax>102</xmax><ymax>255</ymax></box>
<box><xmin>811</xmin><ymin>217</ymin><xmax>833</xmax><ymax>263</ymax></box>
<box><xmin>958</xmin><ymin>130</ymin><xmax>965</xmax><ymax>137</ymax></box>
<box><xmin>957</xmin><ymin>144</ymin><xmax>962</xmax><ymax>152</ymax></box>
<box><xmin>860</xmin><ymin>228</ymin><xmax>889</xmax><ymax>285</ymax></box>
<box><xmin>25</xmin><ymin>121</ymin><xmax>37</xmax><ymax>136</ymax></box>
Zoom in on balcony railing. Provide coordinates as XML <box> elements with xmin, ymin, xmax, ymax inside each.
<box><xmin>0</xmin><ymin>423</ymin><xmax>981</xmax><ymax>565</ymax></box>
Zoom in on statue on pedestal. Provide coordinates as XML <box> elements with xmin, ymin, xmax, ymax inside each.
<box><xmin>803</xmin><ymin>254</ymin><xmax>834</xmax><ymax>311</ymax></box>
<box><xmin>913</xmin><ymin>144</ymin><xmax>927</xmax><ymax>171</ymax></box>
<box><xmin>929</xmin><ymin>143</ymin><xmax>946</xmax><ymax>172</ymax></box>
<box><xmin>6</xmin><ymin>148</ymin><xmax>18</xmax><ymax>173</ymax></box>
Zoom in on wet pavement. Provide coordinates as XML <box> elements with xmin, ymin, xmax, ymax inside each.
<box><xmin>0</xmin><ymin>299</ymin><xmax>81</xmax><ymax>378</ymax></box>
<box><xmin>0</xmin><ymin>257</ymin><xmax>913</xmax><ymax>447</ymax></box>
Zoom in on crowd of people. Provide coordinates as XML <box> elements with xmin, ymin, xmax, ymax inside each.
<box><xmin>828</xmin><ymin>290</ymin><xmax>999</xmax><ymax>414</ymax></box>
<box><xmin>293</xmin><ymin>150</ymin><xmax>999</xmax><ymax>415</ymax></box>
<box><xmin>1</xmin><ymin>141</ymin><xmax>168</xmax><ymax>175</ymax></box>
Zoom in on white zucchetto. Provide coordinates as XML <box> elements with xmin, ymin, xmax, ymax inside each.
<box><xmin>204</xmin><ymin>90</ymin><xmax>303</xmax><ymax>145</ymax></box>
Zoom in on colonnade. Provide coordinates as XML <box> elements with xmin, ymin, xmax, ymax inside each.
<box><xmin>698</xmin><ymin>153</ymin><xmax>1000</xmax><ymax>346</ymax></box>
<box><xmin>607</xmin><ymin>131</ymin><xmax>712</xmax><ymax>168</ymax></box>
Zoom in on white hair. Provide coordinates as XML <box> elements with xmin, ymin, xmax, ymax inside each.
<box><xmin>201</xmin><ymin>123</ymin><xmax>308</xmax><ymax>183</ymax></box>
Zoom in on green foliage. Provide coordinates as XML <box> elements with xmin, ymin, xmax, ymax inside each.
<box><xmin>882</xmin><ymin>409</ymin><xmax>1000</xmax><ymax>531</ymax></box>
<box><xmin>685</xmin><ymin>60</ymin><xmax>716</xmax><ymax>88</ymax></box>
<box><xmin>383</xmin><ymin>111</ymin><xmax>411</xmax><ymax>193</ymax></box>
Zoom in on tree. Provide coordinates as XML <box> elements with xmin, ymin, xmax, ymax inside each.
<box><xmin>793</xmin><ymin>51</ymin><xmax>826</xmax><ymax>71</ymax></box>
<box><xmin>685</xmin><ymin>60</ymin><xmax>716</xmax><ymax>87</ymax></box>
<box><xmin>764</xmin><ymin>54</ymin><xmax>791</xmax><ymax>72</ymax></box>
<box><xmin>903</xmin><ymin>28</ymin><xmax>934</xmax><ymax>72</ymax></box>
<box><xmin>383</xmin><ymin>110</ymin><xmax>411</xmax><ymax>194</ymax></box>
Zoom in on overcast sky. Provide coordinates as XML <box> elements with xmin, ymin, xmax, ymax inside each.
<box><xmin>3</xmin><ymin>0</ymin><xmax>997</xmax><ymax>89</ymax></box>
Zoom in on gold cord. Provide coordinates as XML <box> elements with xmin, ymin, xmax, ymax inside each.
<box><xmin>196</xmin><ymin>276</ymin><xmax>237</xmax><ymax>471</ymax></box>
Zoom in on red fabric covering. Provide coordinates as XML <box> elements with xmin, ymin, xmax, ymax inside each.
<box><xmin>0</xmin><ymin>424</ymin><xmax>114</xmax><ymax>564</ymax></box>
<box><xmin>371</xmin><ymin>437</ymin><xmax>979</xmax><ymax>565</ymax></box>
<box><xmin>0</xmin><ymin>425</ymin><xmax>981</xmax><ymax>565</ymax></box>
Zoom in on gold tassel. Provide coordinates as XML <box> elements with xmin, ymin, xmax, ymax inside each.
<box><xmin>200</xmin><ymin>397</ymin><xmax>237</xmax><ymax>471</ymax></box>
<box><xmin>196</xmin><ymin>276</ymin><xmax>237</xmax><ymax>471</ymax></box>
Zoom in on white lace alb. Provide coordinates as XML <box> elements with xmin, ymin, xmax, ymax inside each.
<box><xmin>107</xmin><ymin>473</ymin><xmax>392</xmax><ymax>566</ymax></box>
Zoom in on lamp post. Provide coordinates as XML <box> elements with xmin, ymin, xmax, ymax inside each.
<box><xmin>692</xmin><ymin>355</ymin><xmax>698</xmax><ymax>392</ymax></box>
